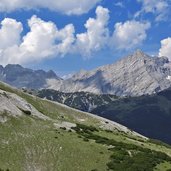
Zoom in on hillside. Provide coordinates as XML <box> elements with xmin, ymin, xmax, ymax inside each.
<box><xmin>1</xmin><ymin>82</ymin><xmax>171</xmax><ymax>170</ymax></box>
<box><xmin>37</xmin><ymin>88</ymin><xmax>171</xmax><ymax>145</ymax></box>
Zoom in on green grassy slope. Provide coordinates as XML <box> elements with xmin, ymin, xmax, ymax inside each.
<box><xmin>1</xmin><ymin>82</ymin><xmax>171</xmax><ymax>171</ymax></box>
<box><xmin>37</xmin><ymin>88</ymin><xmax>171</xmax><ymax>144</ymax></box>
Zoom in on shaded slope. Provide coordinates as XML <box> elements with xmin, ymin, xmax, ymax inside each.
<box><xmin>0</xmin><ymin>64</ymin><xmax>61</xmax><ymax>89</ymax></box>
<box><xmin>37</xmin><ymin>88</ymin><xmax>171</xmax><ymax>144</ymax></box>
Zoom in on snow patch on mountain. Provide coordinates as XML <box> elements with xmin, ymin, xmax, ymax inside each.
<box><xmin>166</xmin><ymin>75</ymin><xmax>171</xmax><ymax>81</ymax></box>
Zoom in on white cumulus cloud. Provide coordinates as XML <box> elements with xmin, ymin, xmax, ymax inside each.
<box><xmin>111</xmin><ymin>20</ymin><xmax>151</xmax><ymax>50</ymax></box>
<box><xmin>76</xmin><ymin>6</ymin><xmax>109</xmax><ymax>56</ymax></box>
<box><xmin>0</xmin><ymin>0</ymin><xmax>101</xmax><ymax>15</ymax></box>
<box><xmin>114</xmin><ymin>2</ymin><xmax>125</xmax><ymax>8</ymax></box>
<box><xmin>0</xmin><ymin>15</ymin><xmax>75</xmax><ymax>65</ymax></box>
<box><xmin>0</xmin><ymin>18</ymin><xmax>23</xmax><ymax>49</ymax></box>
<box><xmin>136</xmin><ymin>0</ymin><xmax>170</xmax><ymax>21</ymax></box>
<box><xmin>159</xmin><ymin>37</ymin><xmax>171</xmax><ymax>60</ymax></box>
<box><xmin>0</xmin><ymin>6</ymin><xmax>151</xmax><ymax>65</ymax></box>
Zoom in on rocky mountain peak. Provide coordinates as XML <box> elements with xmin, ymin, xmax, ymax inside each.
<box><xmin>130</xmin><ymin>49</ymin><xmax>151</xmax><ymax>63</ymax></box>
<box><xmin>72</xmin><ymin>69</ymin><xmax>87</xmax><ymax>79</ymax></box>
<box><xmin>0</xmin><ymin>64</ymin><xmax>62</xmax><ymax>89</ymax></box>
<box><xmin>4</xmin><ymin>64</ymin><xmax>24</xmax><ymax>71</ymax></box>
<box><xmin>46</xmin><ymin>70</ymin><xmax>60</xmax><ymax>79</ymax></box>
<box><xmin>1</xmin><ymin>50</ymin><xmax>171</xmax><ymax>96</ymax></box>
<box><xmin>155</xmin><ymin>56</ymin><xmax>169</xmax><ymax>65</ymax></box>
<box><xmin>50</xmin><ymin>50</ymin><xmax>171</xmax><ymax>96</ymax></box>
<box><xmin>133</xmin><ymin>49</ymin><xmax>146</xmax><ymax>57</ymax></box>
<box><xmin>0</xmin><ymin>65</ymin><xmax>3</xmax><ymax>71</ymax></box>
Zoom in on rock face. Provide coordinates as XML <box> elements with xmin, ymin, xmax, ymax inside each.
<box><xmin>0</xmin><ymin>89</ymin><xmax>50</xmax><ymax>122</ymax></box>
<box><xmin>51</xmin><ymin>50</ymin><xmax>171</xmax><ymax>96</ymax></box>
<box><xmin>0</xmin><ymin>64</ymin><xmax>61</xmax><ymax>89</ymax></box>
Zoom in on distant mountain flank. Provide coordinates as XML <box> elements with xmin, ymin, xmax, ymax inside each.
<box><xmin>0</xmin><ymin>64</ymin><xmax>61</xmax><ymax>89</ymax></box>
<box><xmin>1</xmin><ymin>50</ymin><xmax>171</xmax><ymax>96</ymax></box>
<box><xmin>51</xmin><ymin>50</ymin><xmax>171</xmax><ymax>96</ymax></box>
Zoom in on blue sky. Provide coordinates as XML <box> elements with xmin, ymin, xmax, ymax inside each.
<box><xmin>0</xmin><ymin>0</ymin><xmax>171</xmax><ymax>77</ymax></box>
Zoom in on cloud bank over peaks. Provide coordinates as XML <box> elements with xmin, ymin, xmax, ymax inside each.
<box><xmin>0</xmin><ymin>15</ymin><xmax>75</xmax><ymax>65</ymax></box>
<box><xmin>111</xmin><ymin>20</ymin><xmax>151</xmax><ymax>50</ymax></box>
<box><xmin>0</xmin><ymin>0</ymin><xmax>101</xmax><ymax>15</ymax></box>
<box><xmin>75</xmin><ymin>6</ymin><xmax>110</xmax><ymax>56</ymax></box>
<box><xmin>136</xmin><ymin>0</ymin><xmax>170</xmax><ymax>21</ymax></box>
<box><xmin>0</xmin><ymin>18</ymin><xmax>23</xmax><ymax>49</ymax></box>
<box><xmin>159</xmin><ymin>37</ymin><xmax>171</xmax><ymax>60</ymax></box>
<box><xmin>0</xmin><ymin>6</ymin><xmax>152</xmax><ymax>65</ymax></box>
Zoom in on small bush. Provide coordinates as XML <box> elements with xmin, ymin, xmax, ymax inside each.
<box><xmin>83</xmin><ymin>138</ymin><xmax>89</xmax><ymax>142</ymax></box>
<box><xmin>60</xmin><ymin>127</ymin><xmax>67</xmax><ymax>130</ymax></box>
<box><xmin>18</xmin><ymin>108</ymin><xmax>31</xmax><ymax>115</ymax></box>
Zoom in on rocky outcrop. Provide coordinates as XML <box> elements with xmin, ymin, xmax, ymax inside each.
<box><xmin>0</xmin><ymin>89</ymin><xmax>50</xmax><ymax>122</ymax></box>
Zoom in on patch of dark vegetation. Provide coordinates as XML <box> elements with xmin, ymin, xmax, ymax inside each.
<box><xmin>2</xmin><ymin>92</ymin><xmax>9</xmax><ymax>98</ymax></box>
<box><xmin>18</xmin><ymin>107</ymin><xmax>31</xmax><ymax>115</ymax></box>
<box><xmin>72</xmin><ymin>124</ymin><xmax>171</xmax><ymax>171</ymax></box>
<box><xmin>55</xmin><ymin>130</ymin><xmax>61</xmax><ymax>134</ymax></box>
<box><xmin>60</xmin><ymin>115</ymin><xmax>65</xmax><ymax>119</ymax></box>
<box><xmin>149</xmin><ymin>139</ymin><xmax>171</xmax><ymax>149</ymax></box>
<box><xmin>60</xmin><ymin>127</ymin><xmax>67</xmax><ymax>130</ymax></box>
<box><xmin>83</xmin><ymin>138</ymin><xmax>89</xmax><ymax>142</ymax></box>
<box><xmin>107</xmin><ymin>149</ymin><xmax>170</xmax><ymax>171</ymax></box>
<box><xmin>122</xmin><ymin>134</ymin><xmax>146</xmax><ymax>143</ymax></box>
<box><xmin>0</xmin><ymin>110</ymin><xmax>9</xmax><ymax>117</ymax></box>
<box><xmin>71</xmin><ymin>123</ymin><xmax>99</xmax><ymax>133</ymax></box>
<box><xmin>104</xmin><ymin>129</ymin><xmax>113</xmax><ymax>133</ymax></box>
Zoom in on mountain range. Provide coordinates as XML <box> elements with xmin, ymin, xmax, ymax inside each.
<box><xmin>1</xmin><ymin>50</ymin><xmax>171</xmax><ymax>97</ymax></box>
<box><xmin>0</xmin><ymin>64</ymin><xmax>61</xmax><ymax>89</ymax></box>
<box><xmin>49</xmin><ymin>50</ymin><xmax>171</xmax><ymax>96</ymax></box>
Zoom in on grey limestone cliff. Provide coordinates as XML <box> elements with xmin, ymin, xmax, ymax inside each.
<box><xmin>51</xmin><ymin>50</ymin><xmax>171</xmax><ymax>96</ymax></box>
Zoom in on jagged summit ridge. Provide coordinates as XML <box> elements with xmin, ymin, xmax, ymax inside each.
<box><xmin>0</xmin><ymin>64</ymin><xmax>61</xmax><ymax>89</ymax></box>
<box><xmin>51</xmin><ymin>50</ymin><xmax>171</xmax><ymax>96</ymax></box>
<box><xmin>0</xmin><ymin>50</ymin><xmax>171</xmax><ymax>96</ymax></box>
